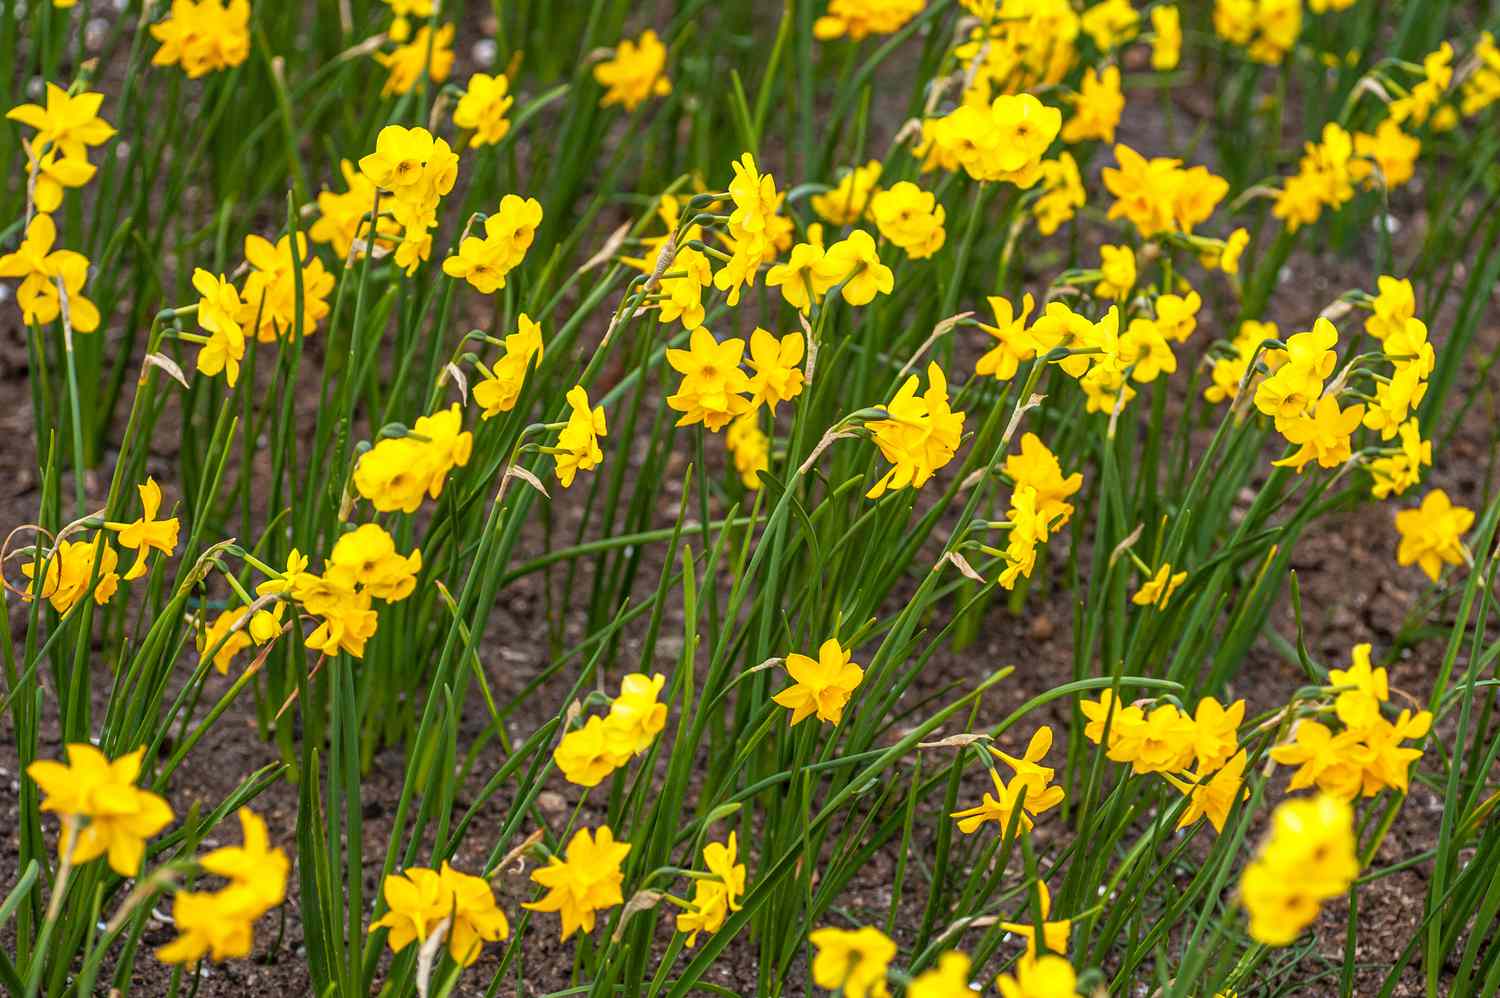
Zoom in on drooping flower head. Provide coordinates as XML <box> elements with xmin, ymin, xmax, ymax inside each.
<box><xmin>554</xmin><ymin>386</ymin><xmax>607</xmax><ymax>488</ymax></box>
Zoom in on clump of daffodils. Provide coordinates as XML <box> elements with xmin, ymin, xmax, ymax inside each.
<box><xmin>370</xmin><ymin>861</ymin><xmax>509</xmax><ymax>967</ymax></box>
<box><xmin>950</xmin><ymin>727</ymin><xmax>1067</xmax><ymax>837</ymax></box>
<box><xmin>593</xmin><ymin>29</ymin><xmax>671</xmax><ymax>111</ymax></box>
<box><xmin>976</xmin><ymin>295</ymin><xmax>1164</xmax><ymax>419</ymax></box>
<box><xmin>1102</xmin><ymin>143</ymin><xmax>1229</xmax><ymax>239</ymax></box>
<box><xmin>353</xmin><ymin>405</ymin><xmax>473</xmax><ymax>513</ymax></box>
<box><xmin>195</xmin><ymin>524</ymin><xmax>420</xmax><ymax>667</ymax></box>
<box><xmin>552</xmin><ymin>386</ymin><xmax>609</xmax><ymax>488</ymax></box>
<box><xmin>947</xmin><ymin>1</ymin><xmax>1079</xmax><ymax>96</ymax></box>
<box><xmin>443</xmin><ymin>194</ymin><xmax>544</xmax><ymax>293</ymax></box>
<box><xmin>918</xmin><ymin>93</ymin><xmax>1062</xmax><ymax>188</ymax></box>
<box><xmin>813</xmin><ymin>0</ymin><xmax>925</xmax><ymax>42</ymax></box>
<box><xmin>666</xmin><ymin>326</ymin><xmax>804</xmax><ymax>432</ymax></box>
<box><xmin>357</xmin><ymin>125</ymin><xmax>459</xmax><ymax>274</ymax></box>
<box><xmin>311</xmin><ymin>160</ymin><xmax>404</xmax><ymax>259</ymax></box>
<box><xmin>869</xmin><ymin>181</ymin><xmax>947</xmax><ymax>260</ymax></box>
<box><xmin>979</xmin><ymin>432</ymin><xmax>1082</xmax><ymax>591</ymax></box>
<box><xmin>242</xmin><ymin>234</ymin><xmax>336</xmax><ymax>342</ymax></box>
<box><xmin>453</xmin><ymin>71</ymin><xmax>515</xmax><ymax>147</ymax></box>
<box><xmin>1270</xmin><ymin>643</ymin><xmax>1433</xmax><ymax>799</ymax></box>
<box><xmin>1239</xmin><ymin>794</ymin><xmax>1358</xmax><ymax>945</ymax></box>
<box><xmin>158</xmin><ymin>809</ymin><xmax>289</xmax><ymax>965</ymax></box>
<box><xmin>21</xmin><ymin>534</ymin><xmax>122</xmax><ymax>614</ymax></box>
<box><xmin>295</xmin><ymin>524</ymin><xmax>422</xmax><ymax>658</ymax></box>
<box><xmin>865</xmin><ymin>363</ymin><xmax>966</xmax><ymax>499</ymax></box>
<box><xmin>1213</xmin><ymin>0</ymin><xmax>1304</xmax><ymax>66</ymax></box>
<box><xmin>472</xmin><ymin>313</ymin><xmax>545</xmax><ymax>418</ymax></box>
<box><xmin>373</xmin><ymin>23</ymin><xmax>455</xmax><ymax>96</ymax></box>
<box><xmin>150</xmin><ymin>0</ymin><xmax>251</xmax><ymax>78</ymax></box>
<box><xmin>1273</xmin><ymin>123</ymin><xmax>1356</xmax><ymax>232</ymax></box>
<box><xmin>673</xmin><ymin>833</ymin><xmax>746</xmax><ymax>947</ymax></box>
<box><xmin>18</xmin><ymin>478</ymin><xmax>181</xmax><ymax>614</ymax></box>
<box><xmin>1239</xmin><ymin>287</ymin><xmax>1438</xmax><ymax>498</ymax></box>
<box><xmin>1080</xmin><ymin>691</ymin><xmax>1249</xmax><ymax>834</ymax></box>
<box><xmin>553</xmin><ymin>673</ymin><xmax>668</xmax><ymax>786</ymax></box>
